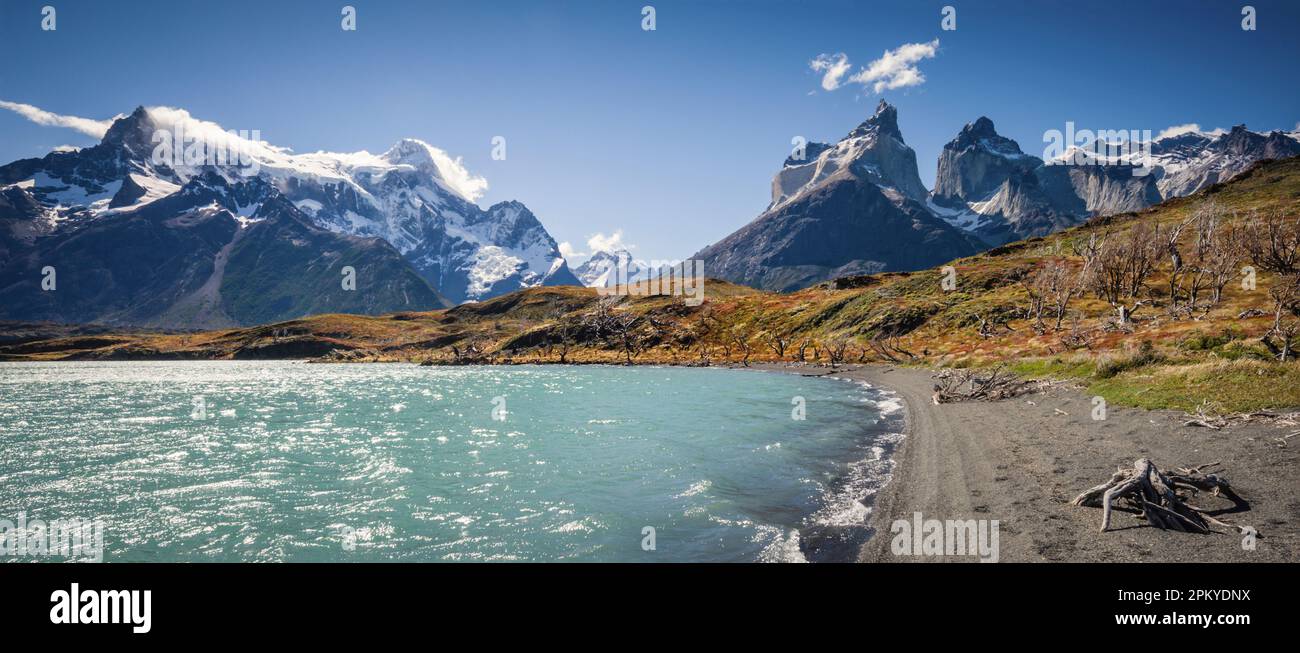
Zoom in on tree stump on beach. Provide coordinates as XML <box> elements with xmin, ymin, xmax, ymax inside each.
<box><xmin>931</xmin><ymin>367</ymin><xmax>1035</xmax><ymax>404</ymax></box>
<box><xmin>1070</xmin><ymin>459</ymin><xmax>1251</xmax><ymax>534</ymax></box>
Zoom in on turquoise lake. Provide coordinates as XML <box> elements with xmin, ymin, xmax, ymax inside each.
<box><xmin>0</xmin><ymin>362</ymin><xmax>903</xmax><ymax>562</ymax></box>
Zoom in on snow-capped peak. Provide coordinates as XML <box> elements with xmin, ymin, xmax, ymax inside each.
<box><xmin>769</xmin><ymin>100</ymin><xmax>928</xmax><ymax>210</ymax></box>
<box><xmin>573</xmin><ymin>249</ymin><xmax>645</xmax><ymax>288</ymax></box>
<box><xmin>377</xmin><ymin>138</ymin><xmax>488</xmax><ymax>201</ymax></box>
<box><xmin>0</xmin><ymin>105</ymin><xmax>579</xmax><ymax>305</ymax></box>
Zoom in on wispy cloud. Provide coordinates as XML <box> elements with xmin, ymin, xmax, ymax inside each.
<box><xmin>587</xmin><ymin>230</ymin><xmax>633</xmax><ymax>254</ymax></box>
<box><xmin>850</xmin><ymin>39</ymin><xmax>940</xmax><ymax>93</ymax></box>
<box><xmin>810</xmin><ymin>53</ymin><xmax>851</xmax><ymax>91</ymax></box>
<box><xmin>559</xmin><ymin>231</ymin><xmax>635</xmax><ymax>265</ymax></box>
<box><xmin>810</xmin><ymin>39</ymin><xmax>940</xmax><ymax>94</ymax></box>
<box><xmin>1155</xmin><ymin>123</ymin><xmax>1226</xmax><ymax>140</ymax></box>
<box><xmin>0</xmin><ymin>100</ymin><xmax>116</xmax><ymax>138</ymax></box>
<box><xmin>558</xmin><ymin>241</ymin><xmax>584</xmax><ymax>260</ymax></box>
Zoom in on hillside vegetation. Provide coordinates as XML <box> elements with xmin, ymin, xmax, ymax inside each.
<box><xmin>5</xmin><ymin>158</ymin><xmax>1300</xmax><ymax>413</ymax></box>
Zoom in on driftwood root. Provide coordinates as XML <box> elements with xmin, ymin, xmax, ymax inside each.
<box><xmin>1071</xmin><ymin>459</ymin><xmax>1251</xmax><ymax>535</ymax></box>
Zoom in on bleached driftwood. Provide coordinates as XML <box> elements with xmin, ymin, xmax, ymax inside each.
<box><xmin>1071</xmin><ymin>459</ymin><xmax>1250</xmax><ymax>534</ymax></box>
<box><xmin>931</xmin><ymin>367</ymin><xmax>1039</xmax><ymax>404</ymax></box>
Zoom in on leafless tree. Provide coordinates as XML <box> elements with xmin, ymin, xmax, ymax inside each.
<box><xmin>548</xmin><ymin>312</ymin><xmax>576</xmax><ymax>364</ymax></box>
<box><xmin>796</xmin><ymin>339</ymin><xmax>812</xmax><ymax>362</ymax></box>
<box><xmin>450</xmin><ymin>336</ymin><xmax>490</xmax><ymax>364</ymax></box>
<box><xmin>1188</xmin><ymin>204</ymin><xmax>1243</xmax><ymax>308</ymax></box>
<box><xmin>584</xmin><ymin>297</ymin><xmax>643</xmax><ymax>364</ymax></box>
<box><xmin>1090</xmin><ymin>222</ymin><xmax>1162</xmax><ymax>325</ymax></box>
<box><xmin>1071</xmin><ymin>231</ymin><xmax>1104</xmax><ymax>270</ymax></box>
<box><xmin>730</xmin><ymin>326</ymin><xmax>754</xmax><ymax>367</ymax></box>
<box><xmin>764</xmin><ymin>330</ymin><xmax>790</xmax><ymax>359</ymax></box>
<box><xmin>1241</xmin><ymin>210</ymin><xmax>1300</xmax><ymax>274</ymax></box>
<box><xmin>1021</xmin><ymin>271</ymin><xmax>1050</xmax><ymax>334</ymax></box>
<box><xmin>696</xmin><ymin>343</ymin><xmax>712</xmax><ymax>366</ymax></box>
<box><xmin>1161</xmin><ymin>213</ymin><xmax>1197</xmax><ymax>313</ymax></box>
<box><xmin>1021</xmin><ymin>259</ymin><xmax>1078</xmax><ymax>333</ymax></box>
<box><xmin>826</xmin><ymin>339</ymin><xmax>849</xmax><ymax>367</ymax></box>
<box><xmin>1050</xmin><ymin>261</ymin><xmax>1089</xmax><ymax>331</ymax></box>
<box><xmin>868</xmin><ymin>332</ymin><xmax>916</xmax><ymax>362</ymax></box>
<box><xmin>1262</xmin><ymin>274</ymin><xmax>1300</xmax><ymax>362</ymax></box>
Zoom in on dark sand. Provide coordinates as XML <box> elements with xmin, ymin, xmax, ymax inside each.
<box><xmin>754</xmin><ymin>363</ymin><xmax>1299</xmax><ymax>562</ymax></box>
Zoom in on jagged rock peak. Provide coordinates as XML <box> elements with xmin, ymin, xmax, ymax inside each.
<box><xmin>848</xmin><ymin>100</ymin><xmax>903</xmax><ymax>141</ymax></box>
<box><xmin>962</xmin><ymin>116</ymin><xmax>998</xmax><ymax>139</ymax></box>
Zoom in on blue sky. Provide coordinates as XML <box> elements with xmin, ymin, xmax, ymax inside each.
<box><xmin>2</xmin><ymin>0</ymin><xmax>1298</xmax><ymax>263</ymax></box>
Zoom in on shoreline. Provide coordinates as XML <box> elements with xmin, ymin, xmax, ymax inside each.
<box><xmin>752</xmin><ymin>362</ymin><xmax>1299</xmax><ymax>563</ymax></box>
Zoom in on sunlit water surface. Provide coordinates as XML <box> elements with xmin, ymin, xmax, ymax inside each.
<box><xmin>0</xmin><ymin>362</ymin><xmax>903</xmax><ymax>562</ymax></box>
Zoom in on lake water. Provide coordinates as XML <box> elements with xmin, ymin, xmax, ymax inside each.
<box><xmin>0</xmin><ymin>362</ymin><xmax>903</xmax><ymax>562</ymax></box>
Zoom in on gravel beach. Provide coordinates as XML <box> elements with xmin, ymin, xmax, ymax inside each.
<box><xmin>756</xmin><ymin>363</ymin><xmax>1299</xmax><ymax>562</ymax></box>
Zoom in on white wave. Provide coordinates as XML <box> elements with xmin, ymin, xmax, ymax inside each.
<box><xmin>757</xmin><ymin>526</ymin><xmax>809</xmax><ymax>563</ymax></box>
<box><xmin>675</xmin><ymin>479</ymin><xmax>712</xmax><ymax>498</ymax></box>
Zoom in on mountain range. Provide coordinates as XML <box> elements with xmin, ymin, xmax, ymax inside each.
<box><xmin>3</xmin><ymin>102</ymin><xmax>1296</xmax><ymax>327</ymax></box>
<box><xmin>0</xmin><ymin>106</ymin><xmax>578</xmax><ymax>328</ymax></box>
<box><xmin>572</xmin><ymin>249</ymin><xmax>647</xmax><ymax>288</ymax></box>
<box><xmin>696</xmin><ymin>101</ymin><xmax>1300</xmax><ymax>291</ymax></box>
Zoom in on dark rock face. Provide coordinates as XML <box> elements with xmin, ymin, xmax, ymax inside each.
<box><xmin>0</xmin><ymin>186</ymin><xmax>49</xmax><ymax>267</ymax></box>
<box><xmin>218</xmin><ymin>195</ymin><xmax>448</xmax><ymax>326</ymax></box>
<box><xmin>109</xmin><ymin>174</ymin><xmax>149</xmax><ymax>208</ymax></box>
<box><xmin>932</xmin><ymin>117</ymin><xmax>1039</xmax><ymax>206</ymax></box>
<box><xmin>0</xmin><ymin>180</ymin><xmax>447</xmax><ymax>328</ymax></box>
<box><xmin>697</xmin><ymin>168</ymin><xmax>980</xmax><ymax>292</ymax></box>
<box><xmin>697</xmin><ymin>101</ymin><xmax>979</xmax><ymax>291</ymax></box>
<box><xmin>931</xmin><ymin>117</ymin><xmax>1163</xmax><ymax>246</ymax></box>
<box><xmin>0</xmin><ymin>194</ymin><xmax>240</xmax><ymax>326</ymax></box>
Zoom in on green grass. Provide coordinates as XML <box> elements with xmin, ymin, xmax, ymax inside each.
<box><xmin>1087</xmin><ymin>359</ymin><xmax>1300</xmax><ymax>413</ymax></box>
<box><xmin>1008</xmin><ymin>356</ymin><xmax>1097</xmax><ymax>380</ymax></box>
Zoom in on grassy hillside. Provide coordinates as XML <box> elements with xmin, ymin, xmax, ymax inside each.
<box><xmin>5</xmin><ymin>158</ymin><xmax>1300</xmax><ymax>413</ymax></box>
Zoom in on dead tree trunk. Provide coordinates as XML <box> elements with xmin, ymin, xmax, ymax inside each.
<box><xmin>1070</xmin><ymin>459</ymin><xmax>1250</xmax><ymax>534</ymax></box>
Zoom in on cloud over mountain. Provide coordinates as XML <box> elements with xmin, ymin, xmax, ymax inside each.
<box><xmin>809</xmin><ymin>39</ymin><xmax>940</xmax><ymax>94</ymax></box>
<box><xmin>0</xmin><ymin>100</ymin><xmax>117</xmax><ymax>138</ymax></box>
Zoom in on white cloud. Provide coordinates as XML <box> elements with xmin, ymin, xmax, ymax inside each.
<box><xmin>810</xmin><ymin>40</ymin><xmax>940</xmax><ymax>95</ymax></box>
<box><xmin>849</xmin><ymin>39</ymin><xmax>940</xmax><ymax>93</ymax></box>
<box><xmin>1155</xmin><ymin>123</ymin><xmax>1227</xmax><ymax>140</ymax></box>
<box><xmin>150</xmin><ymin>106</ymin><xmax>491</xmax><ymax>202</ymax></box>
<box><xmin>558</xmin><ymin>241</ymin><xmax>584</xmax><ymax>260</ymax></box>
<box><xmin>1155</xmin><ymin>123</ymin><xmax>1202</xmax><ymax>140</ymax></box>
<box><xmin>810</xmin><ymin>53</ymin><xmax>851</xmax><ymax>91</ymax></box>
<box><xmin>586</xmin><ymin>230</ymin><xmax>633</xmax><ymax>254</ymax></box>
<box><xmin>3</xmin><ymin>101</ymin><xmax>491</xmax><ymax>202</ymax></box>
<box><xmin>0</xmin><ymin>100</ymin><xmax>117</xmax><ymax>138</ymax></box>
<box><xmin>51</xmin><ymin>145</ymin><xmax>82</xmax><ymax>153</ymax></box>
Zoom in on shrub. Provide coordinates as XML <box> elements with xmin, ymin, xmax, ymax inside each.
<box><xmin>1178</xmin><ymin>326</ymin><xmax>1245</xmax><ymax>352</ymax></box>
<box><xmin>1096</xmin><ymin>340</ymin><xmax>1164</xmax><ymax>378</ymax></box>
